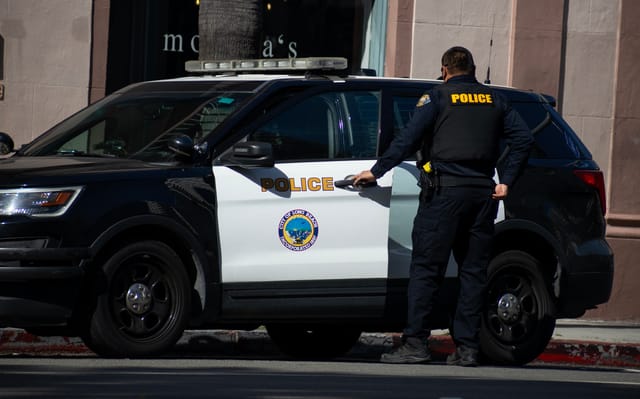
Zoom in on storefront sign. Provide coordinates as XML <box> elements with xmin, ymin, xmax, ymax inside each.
<box><xmin>163</xmin><ymin>33</ymin><xmax>200</xmax><ymax>54</ymax></box>
<box><xmin>162</xmin><ymin>32</ymin><xmax>297</xmax><ymax>59</ymax></box>
<box><xmin>263</xmin><ymin>34</ymin><xmax>297</xmax><ymax>58</ymax></box>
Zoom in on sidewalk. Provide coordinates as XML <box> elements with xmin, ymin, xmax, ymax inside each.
<box><xmin>1</xmin><ymin>320</ymin><xmax>639</xmax><ymax>368</ymax></box>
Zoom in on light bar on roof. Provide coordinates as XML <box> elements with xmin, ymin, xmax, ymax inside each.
<box><xmin>185</xmin><ymin>57</ymin><xmax>348</xmax><ymax>73</ymax></box>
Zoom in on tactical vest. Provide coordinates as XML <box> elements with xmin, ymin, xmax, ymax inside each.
<box><xmin>425</xmin><ymin>82</ymin><xmax>503</xmax><ymax>164</ymax></box>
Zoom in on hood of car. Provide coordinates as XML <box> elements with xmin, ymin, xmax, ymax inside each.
<box><xmin>0</xmin><ymin>156</ymin><xmax>169</xmax><ymax>187</ymax></box>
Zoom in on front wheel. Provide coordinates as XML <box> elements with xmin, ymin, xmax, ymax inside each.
<box><xmin>82</xmin><ymin>241</ymin><xmax>191</xmax><ymax>357</ymax></box>
<box><xmin>480</xmin><ymin>250</ymin><xmax>556</xmax><ymax>365</ymax></box>
<box><xmin>266</xmin><ymin>325</ymin><xmax>361</xmax><ymax>359</ymax></box>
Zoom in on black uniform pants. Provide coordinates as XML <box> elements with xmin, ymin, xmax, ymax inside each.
<box><xmin>404</xmin><ymin>186</ymin><xmax>498</xmax><ymax>350</ymax></box>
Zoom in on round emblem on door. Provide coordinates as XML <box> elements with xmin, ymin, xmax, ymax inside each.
<box><xmin>278</xmin><ymin>209</ymin><xmax>319</xmax><ymax>251</ymax></box>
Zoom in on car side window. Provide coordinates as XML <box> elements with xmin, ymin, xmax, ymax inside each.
<box><xmin>510</xmin><ymin>102</ymin><xmax>585</xmax><ymax>160</ymax></box>
<box><xmin>393</xmin><ymin>95</ymin><xmax>419</xmax><ymax>134</ymax></box>
<box><xmin>341</xmin><ymin>91</ymin><xmax>380</xmax><ymax>158</ymax></box>
<box><xmin>378</xmin><ymin>94</ymin><xmax>421</xmax><ymax>158</ymax></box>
<box><xmin>247</xmin><ymin>90</ymin><xmax>380</xmax><ymax>161</ymax></box>
<box><xmin>249</xmin><ymin>95</ymin><xmax>334</xmax><ymax>161</ymax></box>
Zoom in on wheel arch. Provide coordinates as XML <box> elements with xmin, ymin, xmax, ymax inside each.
<box><xmin>493</xmin><ymin>219</ymin><xmax>564</xmax><ymax>302</ymax></box>
<box><xmin>85</xmin><ymin>215</ymin><xmax>218</xmax><ymax>321</ymax></box>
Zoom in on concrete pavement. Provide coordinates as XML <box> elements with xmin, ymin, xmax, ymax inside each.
<box><xmin>1</xmin><ymin>320</ymin><xmax>639</xmax><ymax>368</ymax></box>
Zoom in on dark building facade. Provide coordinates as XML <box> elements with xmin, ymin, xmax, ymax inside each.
<box><xmin>100</xmin><ymin>0</ymin><xmax>381</xmax><ymax>97</ymax></box>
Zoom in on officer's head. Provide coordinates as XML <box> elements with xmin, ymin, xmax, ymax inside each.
<box><xmin>441</xmin><ymin>46</ymin><xmax>476</xmax><ymax>81</ymax></box>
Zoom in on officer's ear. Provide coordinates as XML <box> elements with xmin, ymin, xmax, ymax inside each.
<box><xmin>440</xmin><ymin>65</ymin><xmax>448</xmax><ymax>81</ymax></box>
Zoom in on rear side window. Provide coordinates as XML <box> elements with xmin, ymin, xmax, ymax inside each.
<box><xmin>510</xmin><ymin>101</ymin><xmax>589</xmax><ymax>160</ymax></box>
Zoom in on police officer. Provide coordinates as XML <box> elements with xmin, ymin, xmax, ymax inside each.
<box><xmin>353</xmin><ymin>46</ymin><xmax>533</xmax><ymax>366</ymax></box>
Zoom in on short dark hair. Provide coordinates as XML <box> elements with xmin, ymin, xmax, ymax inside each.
<box><xmin>441</xmin><ymin>46</ymin><xmax>476</xmax><ymax>75</ymax></box>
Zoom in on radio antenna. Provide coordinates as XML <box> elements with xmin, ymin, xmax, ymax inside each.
<box><xmin>485</xmin><ymin>14</ymin><xmax>495</xmax><ymax>84</ymax></box>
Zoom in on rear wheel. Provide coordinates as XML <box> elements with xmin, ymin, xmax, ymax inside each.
<box><xmin>480</xmin><ymin>250</ymin><xmax>556</xmax><ymax>365</ymax></box>
<box><xmin>266</xmin><ymin>324</ymin><xmax>361</xmax><ymax>359</ymax></box>
<box><xmin>82</xmin><ymin>241</ymin><xmax>191</xmax><ymax>357</ymax></box>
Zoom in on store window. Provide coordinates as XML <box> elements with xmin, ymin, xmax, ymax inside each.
<box><xmin>106</xmin><ymin>0</ymin><xmax>199</xmax><ymax>94</ymax></box>
<box><xmin>105</xmin><ymin>1</ymin><xmax>386</xmax><ymax>94</ymax></box>
<box><xmin>262</xmin><ymin>0</ymin><xmax>385</xmax><ymax>75</ymax></box>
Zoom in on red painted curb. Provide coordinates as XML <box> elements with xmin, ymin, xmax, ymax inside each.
<box><xmin>537</xmin><ymin>339</ymin><xmax>640</xmax><ymax>368</ymax></box>
<box><xmin>411</xmin><ymin>333</ymin><xmax>640</xmax><ymax>368</ymax></box>
<box><xmin>0</xmin><ymin>329</ymin><xmax>89</xmax><ymax>355</ymax></box>
<box><xmin>2</xmin><ymin>329</ymin><xmax>639</xmax><ymax>368</ymax></box>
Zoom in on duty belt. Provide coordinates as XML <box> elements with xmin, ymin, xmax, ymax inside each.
<box><xmin>437</xmin><ymin>174</ymin><xmax>495</xmax><ymax>188</ymax></box>
<box><xmin>418</xmin><ymin>170</ymin><xmax>495</xmax><ymax>189</ymax></box>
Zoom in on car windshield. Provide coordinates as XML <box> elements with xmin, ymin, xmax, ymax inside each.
<box><xmin>19</xmin><ymin>89</ymin><xmax>253</xmax><ymax>162</ymax></box>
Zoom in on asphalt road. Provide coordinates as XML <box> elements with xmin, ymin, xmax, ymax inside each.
<box><xmin>0</xmin><ymin>357</ymin><xmax>638</xmax><ymax>398</ymax></box>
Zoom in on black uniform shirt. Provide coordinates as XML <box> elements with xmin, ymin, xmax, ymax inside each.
<box><xmin>370</xmin><ymin>75</ymin><xmax>533</xmax><ymax>187</ymax></box>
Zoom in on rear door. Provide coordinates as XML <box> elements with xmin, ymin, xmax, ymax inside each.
<box><xmin>213</xmin><ymin>88</ymin><xmax>393</xmax><ymax>288</ymax></box>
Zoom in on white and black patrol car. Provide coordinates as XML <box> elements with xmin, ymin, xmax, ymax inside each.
<box><xmin>0</xmin><ymin>58</ymin><xmax>613</xmax><ymax>365</ymax></box>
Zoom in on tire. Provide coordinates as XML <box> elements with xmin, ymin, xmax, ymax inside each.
<box><xmin>480</xmin><ymin>250</ymin><xmax>556</xmax><ymax>365</ymax></box>
<box><xmin>266</xmin><ymin>324</ymin><xmax>361</xmax><ymax>359</ymax></box>
<box><xmin>82</xmin><ymin>241</ymin><xmax>191</xmax><ymax>357</ymax></box>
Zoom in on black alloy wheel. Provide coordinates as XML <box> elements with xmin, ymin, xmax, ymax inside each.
<box><xmin>480</xmin><ymin>250</ymin><xmax>556</xmax><ymax>365</ymax></box>
<box><xmin>83</xmin><ymin>241</ymin><xmax>191</xmax><ymax>357</ymax></box>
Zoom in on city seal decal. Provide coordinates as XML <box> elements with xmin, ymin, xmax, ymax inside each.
<box><xmin>278</xmin><ymin>209</ymin><xmax>319</xmax><ymax>251</ymax></box>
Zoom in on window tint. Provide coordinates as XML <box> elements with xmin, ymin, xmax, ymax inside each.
<box><xmin>342</xmin><ymin>91</ymin><xmax>380</xmax><ymax>158</ymax></box>
<box><xmin>384</xmin><ymin>94</ymin><xmax>420</xmax><ymax>158</ymax></box>
<box><xmin>393</xmin><ymin>96</ymin><xmax>419</xmax><ymax>133</ymax></box>
<box><xmin>510</xmin><ymin>102</ymin><xmax>585</xmax><ymax>159</ymax></box>
<box><xmin>249</xmin><ymin>95</ymin><xmax>334</xmax><ymax>161</ymax></box>
<box><xmin>22</xmin><ymin>92</ymin><xmax>251</xmax><ymax>161</ymax></box>
<box><xmin>248</xmin><ymin>91</ymin><xmax>380</xmax><ymax>161</ymax></box>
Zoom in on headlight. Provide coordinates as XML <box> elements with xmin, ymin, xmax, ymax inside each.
<box><xmin>0</xmin><ymin>186</ymin><xmax>83</xmax><ymax>217</ymax></box>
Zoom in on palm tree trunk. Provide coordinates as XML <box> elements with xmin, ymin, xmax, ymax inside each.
<box><xmin>198</xmin><ymin>0</ymin><xmax>263</xmax><ymax>60</ymax></box>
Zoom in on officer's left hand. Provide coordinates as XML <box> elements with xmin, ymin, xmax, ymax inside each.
<box><xmin>492</xmin><ymin>183</ymin><xmax>508</xmax><ymax>200</ymax></box>
<box><xmin>353</xmin><ymin>170</ymin><xmax>376</xmax><ymax>186</ymax></box>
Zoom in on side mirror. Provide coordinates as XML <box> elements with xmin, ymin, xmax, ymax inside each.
<box><xmin>220</xmin><ymin>141</ymin><xmax>274</xmax><ymax>168</ymax></box>
<box><xmin>0</xmin><ymin>132</ymin><xmax>15</xmax><ymax>155</ymax></box>
<box><xmin>168</xmin><ymin>134</ymin><xmax>195</xmax><ymax>161</ymax></box>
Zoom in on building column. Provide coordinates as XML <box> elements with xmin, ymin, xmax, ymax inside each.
<box><xmin>510</xmin><ymin>0</ymin><xmax>565</xmax><ymax>101</ymax></box>
<box><xmin>384</xmin><ymin>0</ymin><xmax>413</xmax><ymax>78</ymax></box>
<box><xmin>589</xmin><ymin>0</ymin><xmax>640</xmax><ymax>321</ymax></box>
<box><xmin>89</xmin><ymin>0</ymin><xmax>110</xmax><ymax>103</ymax></box>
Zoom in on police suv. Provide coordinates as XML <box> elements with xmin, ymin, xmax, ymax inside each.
<box><xmin>0</xmin><ymin>58</ymin><xmax>613</xmax><ymax>365</ymax></box>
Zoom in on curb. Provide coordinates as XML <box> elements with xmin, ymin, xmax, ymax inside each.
<box><xmin>1</xmin><ymin>328</ymin><xmax>639</xmax><ymax>368</ymax></box>
<box><xmin>537</xmin><ymin>339</ymin><xmax>640</xmax><ymax>368</ymax></box>
<box><xmin>0</xmin><ymin>329</ymin><xmax>88</xmax><ymax>356</ymax></box>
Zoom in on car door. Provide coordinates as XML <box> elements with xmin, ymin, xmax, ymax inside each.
<box><xmin>213</xmin><ymin>89</ymin><xmax>393</xmax><ymax>286</ymax></box>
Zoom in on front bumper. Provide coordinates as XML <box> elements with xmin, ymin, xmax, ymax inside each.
<box><xmin>0</xmin><ymin>247</ymin><xmax>88</xmax><ymax>327</ymax></box>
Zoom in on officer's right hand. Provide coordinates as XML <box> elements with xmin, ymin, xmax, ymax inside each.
<box><xmin>353</xmin><ymin>170</ymin><xmax>376</xmax><ymax>186</ymax></box>
<box><xmin>492</xmin><ymin>183</ymin><xmax>508</xmax><ymax>200</ymax></box>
